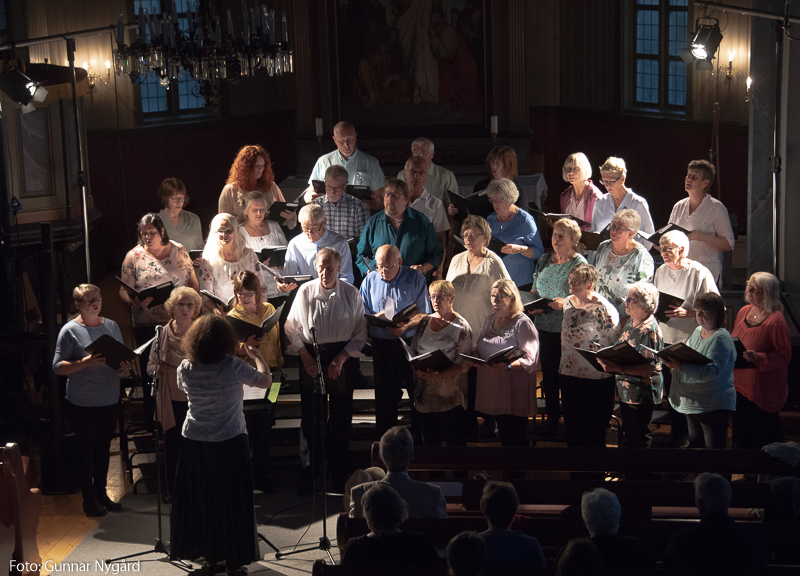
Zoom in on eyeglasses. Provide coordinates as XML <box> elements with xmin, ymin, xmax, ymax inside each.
<box><xmin>599</xmin><ymin>178</ymin><xmax>620</xmax><ymax>187</ymax></box>
<box><xmin>325</xmin><ymin>184</ymin><xmax>346</xmax><ymax>193</ymax></box>
<box><xmin>383</xmin><ymin>191</ymin><xmax>404</xmax><ymax>199</ymax></box>
<box><xmin>625</xmin><ymin>296</ymin><xmax>639</xmax><ymax>304</ymax></box>
<box><xmin>168</xmin><ymin>195</ymin><xmax>186</xmax><ymax>203</ymax></box>
<box><xmin>564</xmin><ymin>166</ymin><xmax>580</xmax><ymax>174</ymax></box>
<box><xmin>462</xmin><ymin>232</ymin><xmax>484</xmax><ymax>241</ymax></box>
<box><xmin>216</xmin><ymin>228</ymin><xmax>233</xmax><ymax>236</ymax></box>
<box><xmin>610</xmin><ymin>225</ymin><xmax>631</xmax><ymax>233</ymax></box>
<box><xmin>301</xmin><ymin>223</ymin><xmax>324</xmax><ymax>235</ymax></box>
<box><xmin>490</xmin><ymin>293</ymin><xmax>510</xmax><ymax>301</ymax></box>
<box><xmin>80</xmin><ymin>296</ymin><xmax>102</xmax><ymax>305</ymax></box>
<box><xmin>430</xmin><ymin>293</ymin><xmax>450</xmax><ymax>301</ymax></box>
<box><xmin>236</xmin><ymin>291</ymin><xmax>256</xmax><ymax>301</ymax></box>
<box><xmin>175</xmin><ymin>301</ymin><xmax>196</xmax><ymax>309</ymax></box>
<box><xmin>489</xmin><ymin>160</ymin><xmax>504</xmax><ymax>168</ymax></box>
<box><xmin>659</xmin><ymin>245</ymin><xmax>679</xmax><ymax>253</ymax></box>
<box><xmin>254</xmin><ymin>162</ymin><xmax>266</xmax><ymax>169</ymax></box>
<box><xmin>568</xmin><ymin>278</ymin><xmax>587</xmax><ymax>286</ymax></box>
<box><xmin>375</xmin><ymin>260</ymin><xmax>397</xmax><ymax>271</ymax></box>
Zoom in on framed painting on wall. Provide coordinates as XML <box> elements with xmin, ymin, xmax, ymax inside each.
<box><xmin>334</xmin><ymin>0</ymin><xmax>487</xmax><ymax>126</ymax></box>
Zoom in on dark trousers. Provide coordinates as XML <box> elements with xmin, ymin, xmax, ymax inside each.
<box><xmin>372</xmin><ymin>337</ymin><xmax>415</xmax><ymax>438</ymax></box>
<box><xmin>163</xmin><ymin>400</ymin><xmax>189</xmax><ymax>493</ymax></box>
<box><xmin>244</xmin><ymin>405</ymin><xmax>275</xmax><ymax>489</ymax></box>
<box><xmin>687</xmin><ymin>409</ymin><xmax>733</xmax><ymax>449</ymax></box>
<box><xmin>619</xmin><ymin>399</ymin><xmax>654</xmax><ymax>448</ymax></box>
<box><xmin>417</xmin><ymin>406</ymin><xmax>466</xmax><ymax>447</ymax></box>
<box><xmin>560</xmin><ymin>375</ymin><xmax>616</xmax><ymax>447</ymax></box>
<box><xmin>299</xmin><ymin>342</ymin><xmax>356</xmax><ymax>486</ymax></box>
<box><xmin>537</xmin><ymin>330</ymin><xmax>562</xmax><ymax>423</ymax></box>
<box><xmin>663</xmin><ymin>367</ymin><xmax>688</xmax><ymax>439</ymax></box>
<box><xmin>65</xmin><ymin>400</ymin><xmax>118</xmax><ymax>502</ymax></box>
<box><xmin>496</xmin><ymin>414</ymin><xmax>528</xmax><ymax>447</ymax></box>
<box><xmin>732</xmin><ymin>392</ymin><xmax>784</xmax><ymax>450</ymax></box>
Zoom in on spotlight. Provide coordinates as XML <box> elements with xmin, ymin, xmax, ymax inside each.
<box><xmin>690</xmin><ymin>18</ymin><xmax>723</xmax><ymax>61</ymax></box>
<box><xmin>0</xmin><ymin>67</ymin><xmax>34</xmax><ymax>106</ymax></box>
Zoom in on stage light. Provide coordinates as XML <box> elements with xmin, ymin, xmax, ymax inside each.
<box><xmin>0</xmin><ymin>67</ymin><xmax>34</xmax><ymax>106</ymax></box>
<box><xmin>690</xmin><ymin>18</ymin><xmax>723</xmax><ymax>61</ymax></box>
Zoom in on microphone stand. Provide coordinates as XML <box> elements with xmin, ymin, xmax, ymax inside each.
<box><xmin>260</xmin><ymin>325</ymin><xmax>335</xmax><ymax>564</ymax></box>
<box><xmin>106</xmin><ymin>325</ymin><xmax>191</xmax><ymax>570</ymax></box>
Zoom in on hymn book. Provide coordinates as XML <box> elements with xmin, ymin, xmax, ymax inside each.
<box><xmin>225</xmin><ymin>303</ymin><xmax>284</xmax><ymax>342</ymax></box>
<box><xmin>364</xmin><ymin>302</ymin><xmax>420</xmax><ymax>328</ymax></box>
<box><xmin>460</xmin><ymin>346</ymin><xmax>525</xmax><ymax>366</ymax></box>
<box><xmin>116</xmin><ymin>277</ymin><xmax>174</xmax><ymax>308</ymax></box>
<box><xmin>399</xmin><ymin>339</ymin><xmax>455</xmax><ymax>372</ymax></box>
<box><xmin>200</xmin><ymin>290</ymin><xmax>235</xmax><ymax>310</ymax></box>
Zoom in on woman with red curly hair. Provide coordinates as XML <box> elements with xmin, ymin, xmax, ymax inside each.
<box><xmin>219</xmin><ymin>145</ymin><xmax>296</xmax><ymax>230</ymax></box>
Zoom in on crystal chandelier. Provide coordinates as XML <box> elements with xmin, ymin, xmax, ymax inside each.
<box><xmin>113</xmin><ymin>0</ymin><xmax>293</xmax><ymax>106</ymax></box>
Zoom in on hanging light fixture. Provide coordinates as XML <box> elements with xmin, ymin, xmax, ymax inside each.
<box><xmin>690</xmin><ymin>17</ymin><xmax>723</xmax><ymax>62</ymax></box>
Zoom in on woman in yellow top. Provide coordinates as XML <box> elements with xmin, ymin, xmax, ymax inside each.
<box><xmin>226</xmin><ymin>270</ymin><xmax>282</xmax><ymax>492</ymax></box>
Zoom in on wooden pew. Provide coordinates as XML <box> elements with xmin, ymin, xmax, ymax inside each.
<box><xmin>0</xmin><ymin>443</ymin><xmax>42</xmax><ymax>576</ymax></box>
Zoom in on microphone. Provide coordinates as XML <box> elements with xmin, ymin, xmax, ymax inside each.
<box><xmin>310</xmin><ymin>327</ymin><xmax>316</xmax><ymax>336</ymax></box>
<box><xmin>154</xmin><ymin>325</ymin><xmax>163</xmax><ymax>337</ymax></box>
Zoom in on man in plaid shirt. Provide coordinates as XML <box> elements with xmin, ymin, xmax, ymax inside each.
<box><xmin>310</xmin><ymin>165</ymin><xmax>370</xmax><ymax>241</ymax></box>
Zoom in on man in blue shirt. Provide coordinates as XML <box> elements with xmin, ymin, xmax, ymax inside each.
<box><xmin>356</xmin><ymin>178</ymin><xmax>443</xmax><ymax>278</ymax></box>
<box><xmin>282</xmin><ymin>204</ymin><xmax>354</xmax><ymax>284</ymax></box>
<box><xmin>360</xmin><ymin>245</ymin><xmax>432</xmax><ymax>436</ymax></box>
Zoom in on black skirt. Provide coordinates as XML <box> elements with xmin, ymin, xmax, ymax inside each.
<box><xmin>170</xmin><ymin>433</ymin><xmax>259</xmax><ymax>567</ymax></box>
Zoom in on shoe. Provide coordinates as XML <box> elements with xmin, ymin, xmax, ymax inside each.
<box><xmin>665</xmin><ymin>435</ymin><xmax>690</xmax><ymax>449</ymax></box>
<box><xmin>95</xmin><ymin>491</ymin><xmax>122</xmax><ymax>512</ymax></box>
<box><xmin>83</xmin><ymin>498</ymin><xmax>109</xmax><ymax>517</ymax></box>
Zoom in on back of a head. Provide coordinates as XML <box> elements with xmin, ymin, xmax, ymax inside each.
<box><xmin>581</xmin><ymin>488</ymin><xmax>621</xmax><ymax>537</ymax></box>
<box><xmin>379</xmin><ymin>426</ymin><xmax>414</xmax><ymax>472</ymax></box>
<box><xmin>362</xmin><ymin>483</ymin><xmax>408</xmax><ymax>532</ymax></box>
<box><xmin>447</xmin><ymin>531</ymin><xmax>486</xmax><ymax>576</ymax></box>
<box><xmin>557</xmin><ymin>538</ymin><xmax>604</xmax><ymax>576</ymax></box>
<box><xmin>480</xmin><ymin>481</ymin><xmax>519</xmax><ymax>529</ymax></box>
<box><xmin>695</xmin><ymin>473</ymin><xmax>731</xmax><ymax>518</ymax></box>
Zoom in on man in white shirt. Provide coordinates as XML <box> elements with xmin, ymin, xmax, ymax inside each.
<box><xmin>285</xmin><ymin>247</ymin><xmax>368</xmax><ymax>493</ymax></box>
<box><xmin>668</xmin><ymin>160</ymin><xmax>734</xmax><ymax>284</ymax></box>
<box><xmin>305</xmin><ymin>121</ymin><xmax>386</xmax><ymax>208</ymax></box>
<box><xmin>396</xmin><ymin>137</ymin><xmax>458</xmax><ymax>203</ymax></box>
<box><xmin>283</xmin><ymin>204</ymin><xmax>355</xmax><ymax>284</ymax></box>
<box><xmin>404</xmin><ymin>156</ymin><xmax>450</xmax><ymax>278</ymax></box>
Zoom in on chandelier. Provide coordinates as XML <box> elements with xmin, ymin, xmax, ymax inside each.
<box><xmin>113</xmin><ymin>0</ymin><xmax>293</xmax><ymax>106</ymax></box>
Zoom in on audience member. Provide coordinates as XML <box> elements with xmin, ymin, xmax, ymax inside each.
<box><xmin>447</xmin><ymin>531</ymin><xmax>486</xmax><ymax>576</ymax></box>
<box><xmin>479</xmin><ymin>482</ymin><xmax>546</xmax><ymax>573</ymax></box>
<box><xmin>360</xmin><ymin>245</ymin><xmax>432</xmax><ymax>435</ymax></box>
<box><xmin>283</xmin><ymin>204</ymin><xmax>354</xmax><ymax>284</ymax></box>
<box><xmin>348</xmin><ymin>426</ymin><xmax>447</xmax><ymax>518</ymax></box>
<box><xmin>556</xmin><ymin>538</ymin><xmax>604</xmax><ymax>576</ymax></box>
<box><xmin>285</xmin><ymin>248</ymin><xmax>367</xmax><ymax>493</ymax></box>
<box><xmin>397</xmin><ymin>137</ymin><xmax>458</xmax><ymax>203</ymax></box>
<box><xmin>342</xmin><ymin>483</ymin><xmax>439</xmax><ymax>567</ymax></box>
<box><xmin>669</xmin><ymin>160</ymin><xmax>735</xmax><ymax>284</ymax></box>
<box><xmin>581</xmin><ymin>488</ymin><xmax>656</xmax><ymax>576</ymax></box>
<box><xmin>310</xmin><ymin>164</ymin><xmax>370</xmax><ymax>240</ymax></box>
<box><xmin>357</xmin><ymin>178</ymin><xmax>443</xmax><ymax>277</ymax></box>
<box><xmin>664</xmin><ymin>473</ymin><xmax>766</xmax><ymax>575</ymax></box>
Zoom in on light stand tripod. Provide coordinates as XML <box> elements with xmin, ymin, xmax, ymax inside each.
<box><xmin>105</xmin><ymin>326</ymin><xmax>191</xmax><ymax>570</ymax></box>
<box><xmin>259</xmin><ymin>326</ymin><xmax>335</xmax><ymax>564</ymax></box>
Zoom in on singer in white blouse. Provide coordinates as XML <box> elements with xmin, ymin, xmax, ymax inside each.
<box><xmin>284</xmin><ymin>247</ymin><xmax>368</xmax><ymax>491</ymax></box>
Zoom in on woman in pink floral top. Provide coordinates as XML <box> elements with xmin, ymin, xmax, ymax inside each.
<box><xmin>598</xmin><ymin>283</ymin><xmax>663</xmax><ymax>448</ymax></box>
<box><xmin>119</xmin><ymin>213</ymin><xmax>199</xmax><ymax>337</ymax></box>
<box><xmin>559</xmin><ymin>264</ymin><xmax>620</xmax><ymax>448</ymax></box>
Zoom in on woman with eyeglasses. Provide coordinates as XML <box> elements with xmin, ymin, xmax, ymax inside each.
<box><xmin>653</xmin><ymin>230</ymin><xmax>718</xmax><ymax>447</ymax></box>
<box><xmin>559</xmin><ymin>264</ymin><xmax>620</xmax><ymax>448</ymax></box>
<box><xmin>238</xmin><ymin>191</ymin><xmax>289</xmax><ymax>298</ymax></box>
<box><xmin>147</xmin><ymin>287</ymin><xmax>203</xmax><ymax>499</ymax></box>
<box><xmin>156</xmin><ymin>177</ymin><xmax>204</xmax><ymax>252</ymax></box>
<box><xmin>53</xmin><ymin>284</ymin><xmax>134</xmax><ymax>516</ymax></box>
<box><xmin>590</xmin><ymin>157</ymin><xmax>655</xmax><ymax>246</ymax></box>
<box><xmin>197</xmin><ymin>213</ymin><xmax>266</xmax><ymax>314</ymax></box>
<box><xmin>226</xmin><ymin>270</ymin><xmax>283</xmax><ymax>493</ymax></box>
<box><xmin>662</xmin><ymin>293</ymin><xmax>736</xmax><ymax>450</ymax></box>
<box><xmin>597</xmin><ymin>283</ymin><xmax>664</xmax><ymax>448</ymax></box>
<box><xmin>560</xmin><ymin>153</ymin><xmax>602</xmax><ymax>232</ymax></box>
<box><xmin>219</xmin><ymin>144</ymin><xmax>297</xmax><ymax>230</ymax></box>
<box><xmin>471</xmin><ymin>279</ymin><xmax>540</xmax><ymax>447</ymax></box>
<box><xmin>731</xmin><ymin>272</ymin><xmax>791</xmax><ymax>450</ymax></box>
<box><xmin>528</xmin><ymin>218</ymin><xmax>587</xmax><ymax>437</ymax></box>
<box><xmin>594</xmin><ymin>209</ymin><xmax>654</xmax><ymax>318</ymax></box>
<box><xmin>119</xmin><ymin>213</ymin><xmax>200</xmax><ymax>353</ymax></box>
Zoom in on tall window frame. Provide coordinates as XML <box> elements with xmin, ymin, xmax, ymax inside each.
<box><xmin>133</xmin><ymin>0</ymin><xmax>210</xmax><ymax>120</ymax></box>
<box><xmin>624</xmin><ymin>0</ymin><xmax>691</xmax><ymax>116</ymax></box>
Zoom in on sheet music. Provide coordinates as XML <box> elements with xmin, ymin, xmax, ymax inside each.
<box><xmin>243</xmin><ymin>384</ymin><xmax>269</xmax><ymax>401</ymax></box>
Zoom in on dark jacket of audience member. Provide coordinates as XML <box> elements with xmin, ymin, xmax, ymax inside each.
<box><xmin>479</xmin><ymin>482</ymin><xmax>546</xmax><ymax>573</ymax></box>
<box><xmin>581</xmin><ymin>488</ymin><xmax>655</xmax><ymax>576</ymax></box>
<box><xmin>447</xmin><ymin>531</ymin><xmax>486</xmax><ymax>576</ymax></box>
<box><xmin>342</xmin><ymin>483</ymin><xmax>439</xmax><ymax>567</ymax></box>
<box><xmin>664</xmin><ymin>473</ymin><xmax>766</xmax><ymax>576</ymax></box>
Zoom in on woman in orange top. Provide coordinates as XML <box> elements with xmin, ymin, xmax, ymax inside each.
<box><xmin>731</xmin><ymin>272</ymin><xmax>791</xmax><ymax>450</ymax></box>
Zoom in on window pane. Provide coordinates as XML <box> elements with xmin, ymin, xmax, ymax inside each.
<box><xmin>141</xmin><ymin>77</ymin><xmax>168</xmax><ymax>113</ymax></box>
<box><xmin>636</xmin><ymin>59</ymin><xmax>659</xmax><ymax>104</ymax></box>
<box><xmin>670</xmin><ymin>0</ymin><xmax>689</xmax><ymax>6</ymax></box>
<box><xmin>668</xmin><ymin>11</ymin><xmax>687</xmax><ymax>56</ymax></box>
<box><xmin>178</xmin><ymin>77</ymin><xmax>205</xmax><ymax>110</ymax></box>
<box><xmin>668</xmin><ymin>60</ymin><xmax>686</xmax><ymax>106</ymax></box>
<box><xmin>637</xmin><ymin>0</ymin><xmax>659</xmax><ymax>5</ymax></box>
<box><xmin>636</xmin><ymin>10</ymin><xmax>660</xmax><ymax>55</ymax></box>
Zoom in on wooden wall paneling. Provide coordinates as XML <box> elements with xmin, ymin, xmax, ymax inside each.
<box><xmin>506</xmin><ymin>0</ymin><xmax>527</xmax><ymax>129</ymax></box>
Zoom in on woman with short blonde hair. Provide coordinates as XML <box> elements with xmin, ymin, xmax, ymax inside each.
<box><xmin>561</xmin><ymin>153</ymin><xmax>601</xmax><ymax>231</ymax></box>
<box><xmin>590</xmin><ymin>157</ymin><xmax>655</xmax><ymax>244</ymax></box>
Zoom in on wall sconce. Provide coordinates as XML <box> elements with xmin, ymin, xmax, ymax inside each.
<box><xmin>746</xmin><ymin>76</ymin><xmax>752</xmax><ymax>102</ymax></box>
<box><xmin>83</xmin><ymin>60</ymin><xmax>110</xmax><ymax>88</ymax></box>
